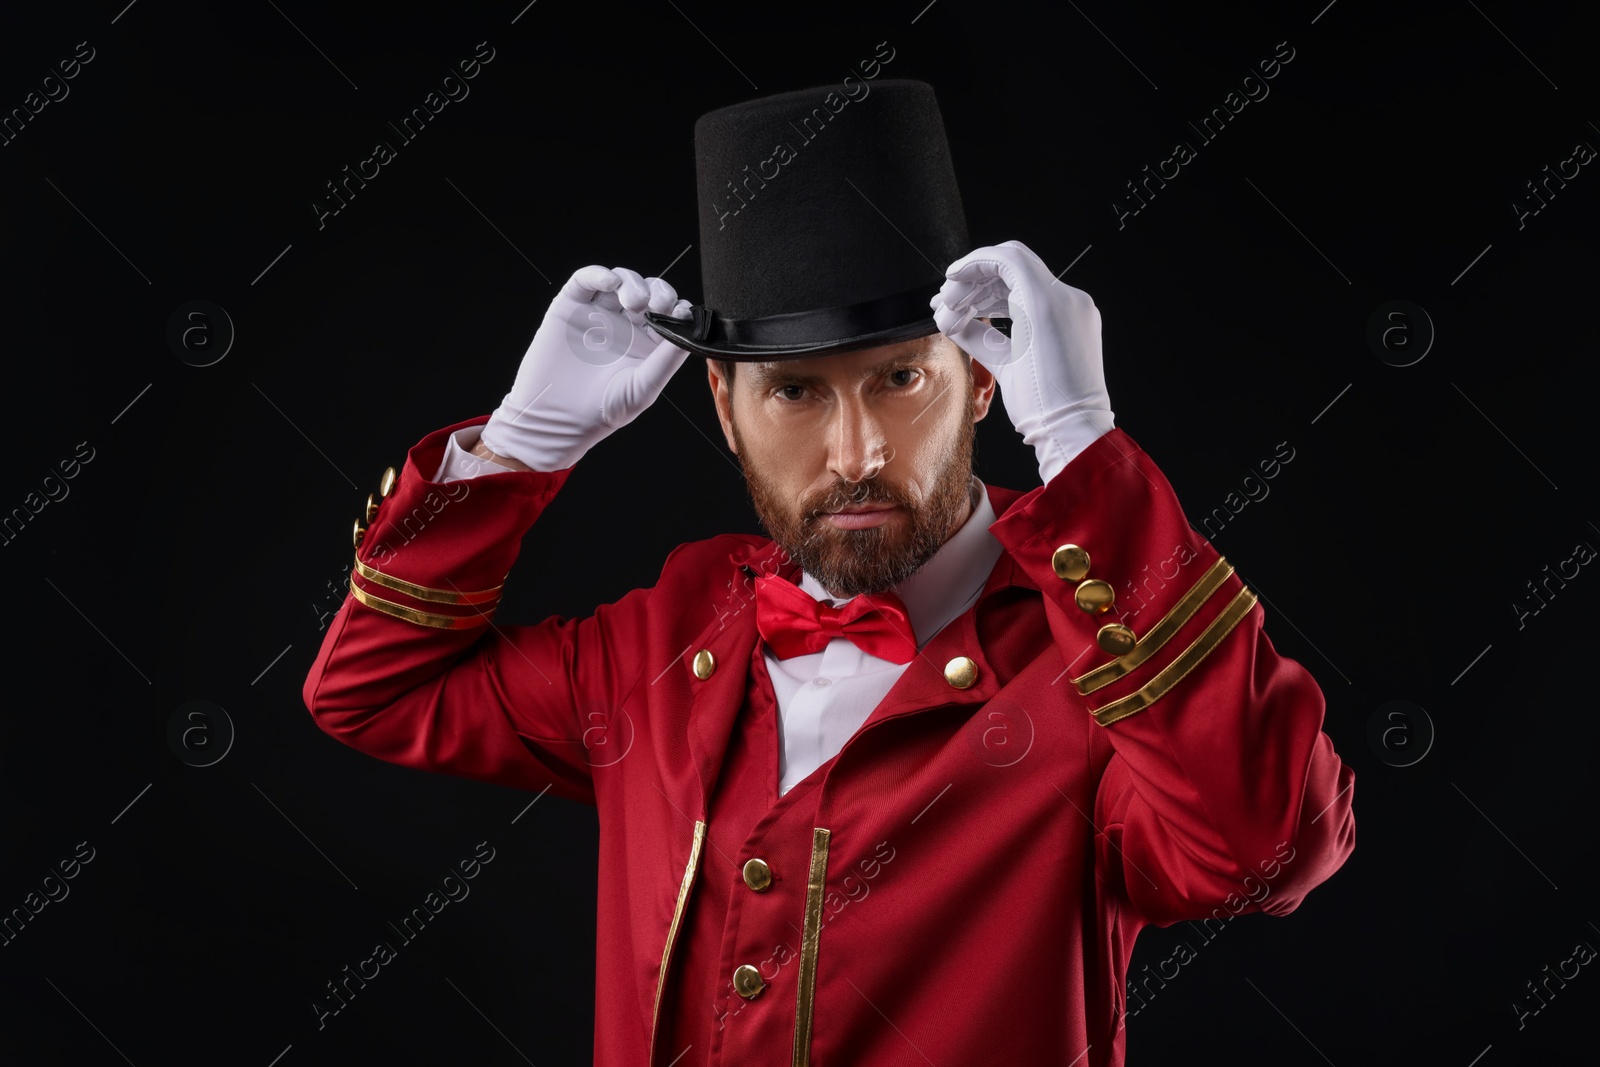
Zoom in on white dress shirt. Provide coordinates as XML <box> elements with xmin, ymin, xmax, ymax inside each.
<box><xmin>435</xmin><ymin>428</ymin><xmax>1006</xmax><ymax>795</ymax></box>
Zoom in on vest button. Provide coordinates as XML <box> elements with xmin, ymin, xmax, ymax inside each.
<box><xmin>692</xmin><ymin>649</ymin><xmax>716</xmax><ymax>680</ymax></box>
<box><xmin>742</xmin><ymin>858</ymin><xmax>773</xmax><ymax>892</ymax></box>
<box><xmin>733</xmin><ymin>964</ymin><xmax>765</xmax><ymax>999</ymax></box>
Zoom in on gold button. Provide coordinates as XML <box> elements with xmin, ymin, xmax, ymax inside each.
<box><xmin>742</xmin><ymin>858</ymin><xmax>773</xmax><ymax>892</ymax></box>
<box><xmin>732</xmin><ymin>964</ymin><xmax>765</xmax><ymax>999</ymax></box>
<box><xmin>1097</xmin><ymin>623</ymin><xmax>1137</xmax><ymax>656</ymax></box>
<box><xmin>1051</xmin><ymin>544</ymin><xmax>1090</xmax><ymax>581</ymax></box>
<box><xmin>365</xmin><ymin>492</ymin><xmax>381</xmax><ymax>523</ymax></box>
<box><xmin>944</xmin><ymin>656</ymin><xmax>978</xmax><ymax>689</ymax></box>
<box><xmin>378</xmin><ymin>466</ymin><xmax>398</xmax><ymax>498</ymax></box>
<box><xmin>1074</xmin><ymin>579</ymin><xmax>1115</xmax><ymax>614</ymax></box>
<box><xmin>692</xmin><ymin>649</ymin><xmax>716</xmax><ymax>680</ymax></box>
<box><xmin>352</xmin><ymin>519</ymin><xmax>366</xmax><ymax>548</ymax></box>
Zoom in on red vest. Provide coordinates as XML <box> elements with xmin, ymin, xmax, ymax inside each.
<box><xmin>653</xmin><ymin>638</ymin><xmax>836</xmax><ymax>1064</ymax></box>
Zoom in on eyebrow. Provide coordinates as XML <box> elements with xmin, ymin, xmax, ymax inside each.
<box><xmin>746</xmin><ymin>346</ymin><xmax>935</xmax><ymax>389</ymax></box>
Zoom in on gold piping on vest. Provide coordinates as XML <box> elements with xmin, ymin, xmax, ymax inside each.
<box><xmin>649</xmin><ymin>819</ymin><xmax>706</xmax><ymax>1064</ymax></box>
<box><xmin>792</xmin><ymin>827</ymin><xmax>832</xmax><ymax>1067</ymax></box>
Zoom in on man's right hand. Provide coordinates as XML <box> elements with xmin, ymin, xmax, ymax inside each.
<box><xmin>478</xmin><ymin>265</ymin><xmax>693</xmax><ymax>472</ymax></box>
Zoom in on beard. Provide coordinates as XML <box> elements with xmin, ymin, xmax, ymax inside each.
<box><xmin>733</xmin><ymin>374</ymin><xmax>978</xmax><ymax>599</ymax></box>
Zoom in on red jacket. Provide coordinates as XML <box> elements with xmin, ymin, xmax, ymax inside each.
<box><xmin>304</xmin><ymin>416</ymin><xmax>1355</xmax><ymax>1066</ymax></box>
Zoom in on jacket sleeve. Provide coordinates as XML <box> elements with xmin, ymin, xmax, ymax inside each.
<box><xmin>988</xmin><ymin>428</ymin><xmax>1355</xmax><ymax>926</ymax></box>
<box><xmin>302</xmin><ymin>416</ymin><xmax>644</xmax><ymax>806</ymax></box>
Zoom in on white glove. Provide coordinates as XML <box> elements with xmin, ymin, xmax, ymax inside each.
<box><xmin>479</xmin><ymin>265</ymin><xmax>693</xmax><ymax>472</ymax></box>
<box><xmin>929</xmin><ymin>240</ymin><xmax>1114</xmax><ymax>483</ymax></box>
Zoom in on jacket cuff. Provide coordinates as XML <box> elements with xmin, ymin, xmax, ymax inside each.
<box><xmin>989</xmin><ymin>428</ymin><xmax>1253</xmax><ymax>726</ymax></box>
<box><xmin>347</xmin><ymin>416</ymin><xmax>572</xmax><ymax>630</ymax></box>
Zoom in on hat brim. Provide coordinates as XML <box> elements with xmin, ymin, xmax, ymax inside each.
<box><xmin>642</xmin><ymin>282</ymin><xmax>944</xmax><ymax>361</ymax></box>
<box><xmin>644</xmin><ymin>311</ymin><xmax>940</xmax><ymax>361</ymax></box>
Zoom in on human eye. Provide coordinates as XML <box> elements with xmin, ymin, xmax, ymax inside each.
<box><xmin>772</xmin><ymin>383</ymin><xmax>809</xmax><ymax>403</ymax></box>
<box><xmin>885</xmin><ymin>367</ymin><xmax>921</xmax><ymax>388</ymax></box>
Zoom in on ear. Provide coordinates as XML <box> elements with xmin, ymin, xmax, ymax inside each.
<box><xmin>706</xmin><ymin>359</ymin><xmax>738</xmax><ymax>452</ymax></box>
<box><xmin>951</xmin><ymin>329</ymin><xmax>997</xmax><ymax>423</ymax></box>
<box><xmin>969</xmin><ymin>357</ymin><xmax>997</xmax><ymax>423</ymax></box>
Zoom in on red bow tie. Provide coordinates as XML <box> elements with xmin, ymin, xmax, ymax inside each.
<box><xmin>754</xmin><ymin>574</ymin><xmax>918</xmax><ymax>664</ymax></box>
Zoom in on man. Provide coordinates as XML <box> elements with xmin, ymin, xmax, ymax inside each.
<box><xmin>304</xmin><ymin>79</ymin><xmax>1354</xmax><ymax>1066</ymax></box>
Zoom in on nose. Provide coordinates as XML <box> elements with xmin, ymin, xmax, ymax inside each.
<box><xmin>826</xmin><ymin>392</ymin><xmax>893</xmax><ymax>487</ymax></box>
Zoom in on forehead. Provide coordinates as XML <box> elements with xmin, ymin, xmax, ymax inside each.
<box><xmin>742</xmin><ymin>333</ymin><xmax>959</xmax><ymax>387</ymax></box>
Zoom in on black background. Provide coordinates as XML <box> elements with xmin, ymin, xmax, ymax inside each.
<box><xmin>2</xmin><ymin>1</ymin><xmax>1596</xmax><ymax>1064</ymax></box>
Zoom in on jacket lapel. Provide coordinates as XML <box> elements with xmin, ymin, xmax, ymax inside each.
<box><xmin>681</xmin><ymin>539</ymin><xmax>791</xmax><ymax>811</ymax></box>
<box><xmin>855</xmin><ymin>481</ymin><xmax>1043</xmax><ymax>728</ymax></box>
<box><xmin>682</xmin><ymin>481</ymin><xmax>1045</xmax><ymax>800</ymax></box>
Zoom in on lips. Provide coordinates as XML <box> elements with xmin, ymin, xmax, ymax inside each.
<box><xmin>819</xmin><ymin>503</ymin><xmax>901</xmax><ymax>529</ymax></box>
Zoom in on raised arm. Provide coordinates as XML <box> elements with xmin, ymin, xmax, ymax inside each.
<box><xmin>990</xmin><ymin>429</ymin><xmax>1354</xmax><ymax>925</ymax></box>
<box><xmin>938</xmin><ymin>241</ymin><xmax>1354</xmax><ymax>925</ymax></box>
<box><xmin>303</xmin><ymin>266</ymin><xmax>693</xmax><ymax>804</ymax></box>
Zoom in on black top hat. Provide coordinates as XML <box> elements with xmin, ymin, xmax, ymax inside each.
<box><xmin>644</xmin><ymin>79</ymin><xmax>969</xmax><ymax>361</ymax></box>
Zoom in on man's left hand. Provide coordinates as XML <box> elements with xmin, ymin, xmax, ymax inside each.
<box><xmin>930</xmin><ymin>240</ymin><xmax>1115</xmax><ymax>483</ymax></box>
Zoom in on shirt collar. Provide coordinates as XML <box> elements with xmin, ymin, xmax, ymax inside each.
<box><xmin>798</xmin><ymin>476</ymin><xmax>1005</xmax><ymax>648</ymax></box>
